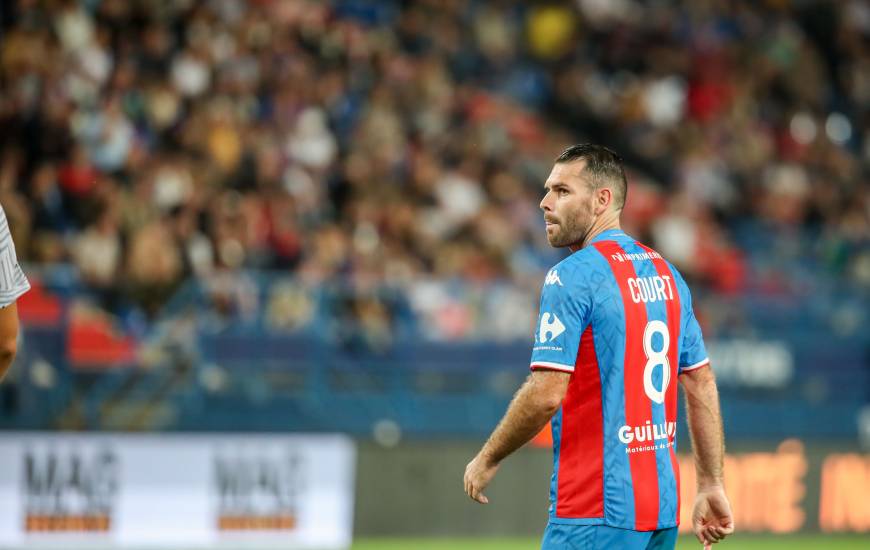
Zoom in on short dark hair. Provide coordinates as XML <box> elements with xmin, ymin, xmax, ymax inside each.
<box><xmin>555</xmin><ymin>144</ymin><xmax>628</xmax><ymax>210</ymax></box>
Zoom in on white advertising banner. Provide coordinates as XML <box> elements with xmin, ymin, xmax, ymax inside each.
<box><xmin>0</xmin><ymin>433</ymin><xmax>355</xmax><ymax>549</ymax></box>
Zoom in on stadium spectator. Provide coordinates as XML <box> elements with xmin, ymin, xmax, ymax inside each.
<box><xmin>0</xmin><ymin>0</ymin><xmax>864</xmax><ymax>341</ymax></box>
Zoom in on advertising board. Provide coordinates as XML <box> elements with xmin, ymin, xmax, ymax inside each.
<box><xmin>0</xmin><ymin>433</ymin><xmax>355</xmax><ymax>548</ymax></box>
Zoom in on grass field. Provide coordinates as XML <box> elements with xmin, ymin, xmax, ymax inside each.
<box><xmin>352</xmin><ymin>534</ymin><xmax>870</xmax><ymax>549</ymax></box>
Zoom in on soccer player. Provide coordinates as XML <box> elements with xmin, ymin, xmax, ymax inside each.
<box><xmin>464</xmin><ymin>145</ymin><xmax>733</xmax><ymax>549</ymax></box>
<box><xmin>0</xmin><ymin>204</ymin><xmax>30</xmax><ymax>382</ymax></box>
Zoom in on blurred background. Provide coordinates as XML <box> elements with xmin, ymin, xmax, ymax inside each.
<box><xmin>0</xmin><ymin>0</ymin><xmax>867</xmax><ymax>548</ymax></box>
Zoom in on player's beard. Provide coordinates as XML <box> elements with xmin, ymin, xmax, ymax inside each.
<box><xmin>546</xmin><ymin>203</ymin><xmax>593</xmax><ymax>248</ymax></box>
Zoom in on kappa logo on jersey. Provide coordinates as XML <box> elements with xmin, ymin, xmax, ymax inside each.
<box><xmin>538</xmin><ymin>312</ymin><xmax>566</xmax><ymax>343</ymax></box>
<box><xmin>545</xmin><ymin>269</ymin><xmax>563</xmax><ymax>286</ymax></box>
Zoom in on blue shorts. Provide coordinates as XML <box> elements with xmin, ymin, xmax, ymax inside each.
<box><xmin>541</xmin><ymin>523</ymin><xmax>678</xmax><ymax>550</ymax></box>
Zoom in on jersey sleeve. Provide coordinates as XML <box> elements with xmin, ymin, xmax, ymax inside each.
<box><xmin>679</xmin><ymin>303</ymin><xmax>709</xmax><ymax>373</ymax></box>
<box><xmin>0</xmin><ymin>206</ymin><xmax>30</xmax><ymax>308</ymax></box>
<box><xmin>529</xmin><ymin>267</ymin><xmax>592</xmax><ymax>373</ymax></box>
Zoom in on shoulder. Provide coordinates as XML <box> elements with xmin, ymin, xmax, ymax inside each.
<box><xmin>0</xmin><ymin>205</ymin><xmax>9</xmax><ymax>237</ymax></box>
<box><xmin>658</xmin><ymin>257</ymin><xmax>687</xmax><ymax>289</ymax></box>
<box><xmin>663</xmin><ymin>259</ymin><xmax>684</xmax><ymax>283</ymax></box>
<box><xmin>543</xmin><ymin>247</ymin><xmax>609</xmax><ymax>290</ymax></box>
<box><xmin>657</xmin><ymin>258</ymin><xmax>695</xmax><ymax>305</ymax></box>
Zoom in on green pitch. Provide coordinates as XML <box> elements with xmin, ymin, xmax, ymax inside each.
<box><xmin>352</xmin><ymin>534</ymin><xmax>869</xmax><ymax>549</ymax></box>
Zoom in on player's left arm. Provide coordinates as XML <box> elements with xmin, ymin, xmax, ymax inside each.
<box><xmin>676</xmin><ymin>282</ymin><xmax>733</xmax><ymax>545</ymax></box>
<box><xmin>681</xmin><ymin>364</ymin><xmax>733</xmax><ymax>546</ymax></box>
<box><xmin>464</xmin><ymin>369</ymin><xmax>569</xmax><ymax>504</ymax></box>
<box><xmin>0</xmin><ymin>302</ymin><xmax>20</xmax><ymax>382</ymax></box>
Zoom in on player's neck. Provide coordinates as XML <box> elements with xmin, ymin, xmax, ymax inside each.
<box><xmin>571</xmin><ymin>214</ymin><xmax>621</xmax><ymax>252</ymax></box>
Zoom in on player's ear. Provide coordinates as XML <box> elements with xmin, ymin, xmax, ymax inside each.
<box><xmin>594</xmin><ymin>187</ymin><xmax>612</xmax><ymax>215</ymax></box>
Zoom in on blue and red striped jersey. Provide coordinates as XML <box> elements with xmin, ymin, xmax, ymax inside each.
<box><xmin>530</xmin><ymin>229</ymin><xmax>709</xmax><ymax>531</ymax></box>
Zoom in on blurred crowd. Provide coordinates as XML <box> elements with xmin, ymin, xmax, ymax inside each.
<box><xmin>0</xmin><ymin>0</ymin><xmax>867</xmax><ymax>342</ymax></box>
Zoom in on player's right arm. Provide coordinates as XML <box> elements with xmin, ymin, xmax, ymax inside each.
<box><xmin>464</xmin><ymin>262</ymin><xmax>589</xmax><ymax>505</ymax></box>
<box><xmin>0</xmin><ymin>303</ymin><xmax>20</xmax><ymax>381</ymax></box>
<box><xmin>464</xmin><ymin>369</ymin><xmax>569</xmax><ymax>504</ymax></box>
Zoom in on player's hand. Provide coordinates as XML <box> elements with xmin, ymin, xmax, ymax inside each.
<box><xmin>692</xmin><ymin>484</ymin><xmax>734</xmax><ymax>546</ymax></box>
<box><xmin>463</xmin><ymin>452</ymin><xmax>500</xmax><ymax>504</ymax></box>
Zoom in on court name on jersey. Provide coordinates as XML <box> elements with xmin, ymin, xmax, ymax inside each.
<box><xmin>626</xmin><ymin>275</ymin><xmax>675</xmax><ymax>304</ymax></box>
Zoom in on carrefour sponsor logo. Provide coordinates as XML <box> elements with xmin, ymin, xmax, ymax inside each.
<box><xmin>538</xmin><ymin>312</ymin><xmax>565</xmax><ymax>343</ymax></box>
<box><xmin>618</xmin><ymin>420</ymin><xmax>676</xmax><ymax>453</ymax></box>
